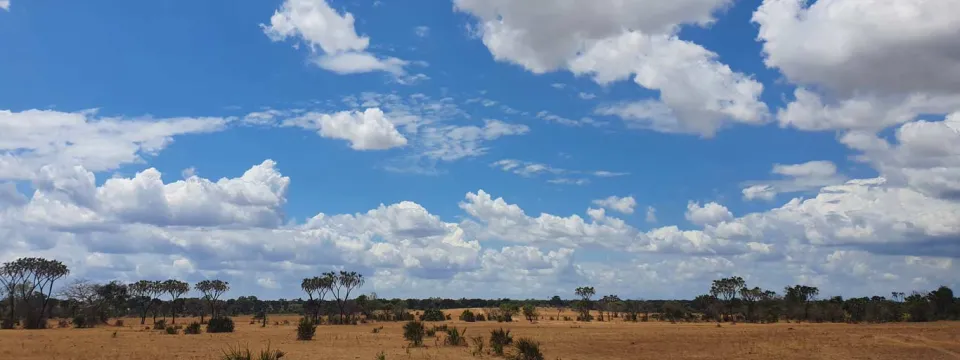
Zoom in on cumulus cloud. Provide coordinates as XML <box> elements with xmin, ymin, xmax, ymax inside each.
<box><xmin>455</xmin><ymin>0</ymin><xmax>768</xmax><ymax>137</ymax></box>
<box><xmin>283</xmin><ymin>108</ymin><xmax>408</xmax><ymax>150</ymax></box>
<box><xmin>0</xmin><ymin>0</ymin><xmax>9</xmax><ymax>11</ymax></box>
<box><xmin>685</xmin><ymin>201</ymin><xmax>733</xmax><ymax>226</ymax></box>
<box><xmin>592</xmin><ymin>196</ymin><xmax>637</xmax><ymax>214</ymax></box>
<box><xmin>742</xmin><ymin>160</ymin><xmax>847</xmax><ymax>201</ymax></box>
<box><xmin>0</xmin><ymin>109</ymin><xmax>227</xmax><ymax>181</ymax></box>
<box><xmin>262</xmin><ymin>0</ymin><xmax>409</xmax><ymax>75</ymax></box>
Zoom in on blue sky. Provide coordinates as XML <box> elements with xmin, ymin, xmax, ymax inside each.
<box><xmin>1</xmin><ymin>0</ymin><xmax>958</xmax><ymax>300</ymax></box>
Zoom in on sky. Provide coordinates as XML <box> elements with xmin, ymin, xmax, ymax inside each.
<box><xmin>0</xmin><ymin>0</ymin><xmax>958</xmax><ymax>300</ymax></box>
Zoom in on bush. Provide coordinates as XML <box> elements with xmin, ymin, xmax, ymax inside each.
<box><xmin>72</xmin><ymin>315</ymin><xmax>90</xmax><ymax>329</ymax></box>
<box><xmin>475</xmin><ymin>313</ymin><xmax>486</xmax><ymax>322</ymax></box>
<box><xmin>220</xmin><ymin>343</ymin><xmax>286</xmax><ymax>360</ymax></box>
<box><xmin>153</xmin><ymin>319</ymin><xmax>166</xmax><ymax>330</ymax></box>
<box><xmin>375</xmin><ymin>351</ymin><xmax>386</xmax><ymax>360</ymax></box>
<box><xmin>470</xmin><ymin>336</ymin><xmax>485</xmax><ymax>356</ymax></box>
<box><xmin>371</xmin><ymin>326</ymin><xmax>383</xmax><ymax>334</ymax></box>
<box><xmin>426</xmin><ymin>327</ymin><xmax>437</xmax><ymax>337</ymax></box>
<box><xmin>296</xmin><ymin>318</ymin><xmax>316</xmax><ymax>341</ymax></box>
<box><xmin>165</xmin><ymin>326</ymin><xmax>178</xmax><ymax>335</ymax></box>
<box><xmin>402</xmin><ymin>321</ymin><xmax>425</xmax><ymax>347</ymax></box>
<box><xmin>57</xmin><ymin>319</ymin><xmax>70</xmax><ymax>328</ymax></box>
<box><xmin>184</xmin><ymin>322</ymin><xmax>202</xmax><ymax>335</ymax></box>
<box><xmin>421</xmin><ymin>308</ymin><xmax>445</xmax><ymax>322</ymax></box>
<box><xmin>510</xmin><ymin>338</ymin><xmax>544</xmax><ymax>360</ymax></box>
<box><xmin>207</xmin><ymin>317</ymin><xmax>235</xmax><ymax>333</ymax></box>
<box><xmin>459</xmin><ymin>310</ymin><xmax>476</xmax><ymax>322</ymax></box>
<box><xmin>444</xmin><ymin>326</ymin><xmax>467</xmax><ymax>346</ymax></box>
<box><xmin>114</xmin><ymin>319</ymin><xmax>124</xmax><ymax>327</ymax></box>
<box><xmin>490</xmin><ymin>328</ymin><xmax>513</xmax><ymax>356</ymax></box>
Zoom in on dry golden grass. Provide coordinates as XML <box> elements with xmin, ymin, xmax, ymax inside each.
<box><xmin>1</xmin><ymin>312</ymin><xmax>959</xmax><ymax>360</ymax></box>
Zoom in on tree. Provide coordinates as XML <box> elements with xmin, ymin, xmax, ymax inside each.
<box><xmin>195</xmin><ymin>280</ymin><xmax>229</xmax><ymax>319</ymax></box>
<box><xmin>1</xmin><ymin>257</ymin><xmax>69</xmax><ymax>329</ymax></box>
<box><xmin>162</xmin><ymin>280</ymin><xmax>190</xmax><ymax>324</ymax></box>
<box><xmin>928</xmin><ymin>286</ymin><xmax>955</xmax><ymax>320</ymax></box>
<box><xmin>549</xmin><ymin>295</ymin><xmax>564</xmax><ymax>320</ymax></box>
<box><xmin>739</xmin><ymin>287</ymin><xmax>764</xmax><ymax>323</ymax></box>
<box><xmin>522</xmin><ymin>303</ymin><xmax>538</xmax><ymax>322</ymax></box>
<box><xmin>301</xmin><ymin>275</ymin><xmax>334</xmax><ymax>323</ymax></box>
<box><xmin>574</xmin><ymin>286</ymin><xmax>595</xmax><ymax>321</ymax></box>
<box><xmin>784</xmin><ymin>285</ymin><xmax>819</xmax><ymax>321</ymax></box>
<box><xmin>128</xmin><ymin>280</ymin><xmax>163</xmax><ymax>325</ymax></box>
<box><xmin>710</xmin><ymin>276</ymin><xmax>745</xmax><ymax>322</ymax></box>
<box><xmin>328</xmin><ymin>271</ymin><xmax>364</xmax><ymax>324</ymax></box>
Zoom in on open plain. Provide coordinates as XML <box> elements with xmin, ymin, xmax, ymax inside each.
<box><xmin>1</xmin><ymin>313</ymin><xmax>959</xmax><ymax>360</ymax></box>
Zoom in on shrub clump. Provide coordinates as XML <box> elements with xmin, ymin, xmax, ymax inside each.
<box><xmin>207</xmin><ymin>317</ymin><xmax>235</xmax><ymax>333</ymax></box>
<box><xmin>444</xmin><ymin>326</ymin><xmax>467</xmax><ymax>346</ymax></box>
<box><xmin>510</xmin><ymin>338</ymin><xmax>544</xmax><ymax>360</ymax></box>
<box><xmin>296</xmin><ymin>317</ymin><xmax>316</xmax><ymax>341</ymax></box>
<box><xmin>165</xmin><ymin>325</ymin><xmax>178</xmax><ymax>335</ymax></box>
<box><xmin>220</xmin><ymin>343</ymin><xmax>285</xmax><ymax>360</ymax></box>
<box><xmin>420</xmin><ymin>308</ymin><xmax>445</xmax><ymax>322</ymax></box>
<box><xmin>402</xmin><ymin>321</ymin><xmax>425</xmax><ymax>347</ymax></box>
<box><xmin>470</xmin><ymin>336</ymin><xmax>485</xmax><ymax>356</ymax></box>
<box><xmin>153</xmin><ymin>319</ymin><xmax>166</xmax><ymax>330</ymax></box>
<box><xmin>185</xmin><ymin>322</ymin><xmax>202</xmax><ymax>335</ymax></box>
<box><xmin>490</xmin><ymin>328</ymin><xmax>513</xmax><ymax>356</ymax></box>
<box><xmin>459</xmin><ymin>309</ymin><xmax>476</xmax><ymax>322</ymax></box>
<box><xmin>72</xmin><ymin>315</ymin><xmax>92</xmax><ymax>329</ymax></box>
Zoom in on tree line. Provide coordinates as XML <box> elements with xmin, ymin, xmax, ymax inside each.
<box><xmin>2</xmin><ymin>257</ymin><xmax>958</xmax><ymax>329</ymax></box>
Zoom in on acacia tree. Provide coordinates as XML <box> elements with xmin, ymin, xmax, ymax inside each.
<box><xmin>301</xmin><ymin>275</ymin><xmax>334</xmax><ymax>323</ymax></box>
<box><xmin>549</xmin><ymin>295</ymin><xmax>564</xmax><ymax>320</ymax></box>
<box><xmin>739</xmin><ymin>287</ymin><xmax>764</xmax><ymax>323</ymax></box>
<box><xmin>710</xmin><ymin>276</ymin><xmax>745</xmax><ymax>321</ymax></box>
<box><xmin>574</xmin><ymin>286</ymin><xmax>595</xmax><ymax>321</ymax></box>
<box><xmin>0</xmin><ymin>262</ymin><xmax>27</xmax><ymax>328</ymax></box>
<box><xmin>162</xmin><ymin>280</ymin><xmax>190</xmax><ymax>324</ymax></box>
<box><xmin>1</xmin><ymin>258</ymin><xmax>69</xmax><ymax>329</ymax></box>
<box><xmin>128</xmin><ymin>280</ymin><xmax>163</xmax><ymax>325</ymax></box>
<box><xmin>328</xmin><ymin>271</ymin><xmax>364</xmax><ymax>324</ymax></box>
<box><xmin>784</xmin><ymin>285</ymin><xmax>819</xmax><ymax>321</ymax></box>
<box><xmin>195</xmin><ymin>280</ymin><xmax>229</xmax><ymax>320</ymax></box>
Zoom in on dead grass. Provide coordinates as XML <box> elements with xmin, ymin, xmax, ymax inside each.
<box><xmin>0</xmin><ymin>313</ymin><xmax>958</xmax><ymax>360</ymax></box>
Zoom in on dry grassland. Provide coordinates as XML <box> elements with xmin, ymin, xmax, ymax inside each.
<box><xmin>1</xmin><ymin>311</ymin><xmax>959</xmax><ymax>360</ymax></box>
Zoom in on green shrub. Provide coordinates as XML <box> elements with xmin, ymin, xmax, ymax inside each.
<box><xmin>72</xmin><ymin>315</ymin><xmax>90</xmax><ymax>329</ymax></box>
<box><xmin>165</xmin><ymin>326</ymin><xmax>178</xmax><ymax>335</ymax></box>
<box><xmin>459</xmin><ymin>310</ymin><xmax>476</xmax><ymax>322</ymax></box>
<box><xmin>207</xmin><ymin>317</ymin><xmax>235</xmax><ymax>333</ymax></box>
<box><xmin>153</xmin><ymin>319</ymin><xmax>166</xmax><ymax>330</ymax></box>
<box><xmin>510</xmin><ymin>338</ymin><xmax>544</xmax><ymax>360</ymax></box>
<box><xmin>220</xmin><ymin>343</ymin><xmax>285</xmax><ymax>360</ymax></box>
<box><xmin>420</xmin><ymin>308</ymin><xmax>445</xmax><ymax>322</ymax></box>
<box><xmin>296</xmin><ymin>318</ymin><xmax>316</xmax><ymax>341</ymax></box>
<box><xmin>490</xmin><ymin>328</ymin><xmax>513</xmax><ymax>356</ymax></box>
<box><xmin>375</xmin><ymin>351</ymin><xmax>386</xmax><ymax>360</ymax></box>
<box><xmin>475</xmin><ymin>313</ymin><xmax>486</xmax><ymax>322</ymax></box>
<box><xmin>402</xmin><ymin>321</ymin><xmax>425</xmax><ymax>347</ymax></box>
<box><xmin>185</xmin><ymin>322</ymin><xmax>202</xmax><ymax>335</ymax></box>
<box><xmin>470</xmin><ymin>336</ymin><xmax>485</xmax><ymax>356</ymax></box>
<box><xmin>444</xmin><ymin>326</ymin><xmax>467</xmax><ymax>346</ymax></box>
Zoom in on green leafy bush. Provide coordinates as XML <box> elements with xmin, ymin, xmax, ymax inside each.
<box><xmin>296</xmin><ymin>317</ymin><xmax>316</xmax><ymax>341</ymax></box>
<box><xmin>420</xmin><ymin>308</ymin><xmax>445</xmax><ymax>322</ymax></box>
<box><xmin>402</xmin><ymin>321</ymin><xmax>425</xmax><ymax>347</ymax></box>
<box><xmin>490</xmin><ymin>328</ymin><xmax>513</xmax><ymax>356</ymax></box>
<box><xmin>165</xmin><ymin>326</ymin><xmax>178</xmax><ymax>335</ymax></box>
<box><xmin>207</xmin><ymin>317</ymin><xmax>235</xmax><ymax>333</ymax></box>
<box><xmin>153</xmin><ymin>319</ymin><xmax>166</xmax><ymax>330</ymax></box>
<box><xmin>459</xmin><ymin>310</ymin><xmax>476</xmax><ymax>322</ymax></box>
<box><xmin>444</xmin><ymin>326</ymin><xmax>467</xmax><ymax>346</ymax></box>
<box><xmin>185</xmin><ymin>322</ymin><xmax>202</xmax><ymax>335</ymax></box>
<box><xmin>510</xmin><ymin>338</ymin><xmax>544</xmax><ymax>360</ymax></box>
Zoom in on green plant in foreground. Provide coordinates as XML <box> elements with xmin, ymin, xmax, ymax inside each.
<box><xmin>403</xmin><ymin>321</ymin><xmax>425</xmax><ymax>347</ymax></box>
<box><xmin>471</xmin><ymin>336</ymin><xmax>485</xmax><ymax>356</ymax></box>
<box><xmin>510</xmin><ymin>338</ymin><xmax>544</xmax><ymax>360</ymax></box>
<box><xmin>444</xmin><ymin>326</ymin><xmax>467</xmax><ymax>346</ymax></box>
<box><xmin>296</xmin><ymin>317</ymin><xmax>316</xmax><ymax>341</ymax></box>
<box><xmin>221</xmin><ymin>343</ymin><xmax>286</xmax><ymax>360</ymax></box>
<box><xmin>375</xmin><ymin>351</ymin><xmax>386</xmax><ymax>360</ymax></box>
<box><xmin>490</xmin><ymin>328</ymin><xmax>513</xmax><ymax>356</ymax></box>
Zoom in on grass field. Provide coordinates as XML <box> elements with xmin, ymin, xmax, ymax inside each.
<box><xmin>1</xmin><ymin>311</ymin><xmax>959</xmax><ymax>360</ymax></box>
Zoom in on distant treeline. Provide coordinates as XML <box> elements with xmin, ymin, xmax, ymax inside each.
<box><xmin>2</xmin><ymin>257</ymin><xmax>958</xmax><ymax>329</ymax></box>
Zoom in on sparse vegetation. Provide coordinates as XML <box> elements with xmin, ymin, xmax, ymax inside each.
<box><xmin>402</xmin><ymin>321</ymin><xmax>425</xmax><ymax>347</ymax></box>
<box><xmin>471</xmin><ymin>335</ymin><xmax>486</xmax><ymax>356</ymax></box>
<box><xmin>165</xmin><ymin>325</ymin><xmax>178</xmax><ymax>334</ymax></box>
<box><xmin>153</xmin><ymin>319</ymin><xmax>166</xmax><ymax>330</ymax></box>
<box><xmin>185</xmin><ymin>322</ymin><xmax>202</xmax><ymax>334</ymax></box>
<box><xmin>490</xmin><ymin>328</ymin><xmax>513</xmax><ymax>356</ymax></box>
<box><xmin>296</xmin><ymin>317</ymin><xmax>315</xmax><ymax>340</ymax></box>
<box><xmin>510</xmin><ymin>338</ymin><xmax>544</xmax><ymax>360</ymax></box>
<box><xmin>220</xmin><ymin>343</ymin><xmax>285</xmax><ymax>360</ymax></box>
<box><xmin>444</xmin><ymin>326</ymin><xmax>467</xmax><ymax>346</ymax></box>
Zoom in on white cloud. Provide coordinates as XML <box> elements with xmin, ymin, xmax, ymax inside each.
<box><xmin>645</xmin><ymin>206</ymin><xmax>658</xmax><ymax>223</ymax></box>
<box><xmin>456</xmin><ymin>0</ymin><xmax>767</xmax><ymax>136</ymax></box>
<box><xmin>536</xmin><ymin>110</ymin><xmax>605</xmax><ymax>127</ymax></box>
<box><xmin>578</xmin><ymin>92</ymin><xmax>597</xmax><ymax>100</ymax></box>
<box><xmin>753</xmin><ymin>0</ymin><xmax>960</xmax><ymax>97</ymax></box>
<box><xmin>592</xmin><ymin>196</ymin><xmax>637</xmax><ymax>214</ymax></box>
<box><xmin>742</xmin><ymin>160</ymin><xmax>847</xmax><ymax>201</ymax></box>
<box><xmin>0</xmin><ymin>0</ymin><xmax>9</xmax><ymax>11</ymax></box>
<box><xmin>414</xmin><ymin>26</ymin><xmax>430</xmax><ymax>38</ymax></box>
<box><xmin>0</xmin><ymin>109</ymin><xmax>227</xmax><ymax>181</ymax></box>
<box><xmin>417</xmin><ymin>120</ymin><xmax>528</xmax><ymax>161</ymax></box>
<box><xmin>490</xmin><ymin>159</ymin><xmax>628</xmax><ymax>185</ymax></box>
<box><xmin>283</xmin><ymin>108</ymin><xmax>408</xmax><ymax>150</ymax></box>
<box><xmin>262</xmin><ymin>0</ymin><xmax>409</xmax><ymax>75</ymax></box>
<box><xmin>685</xmin><ymin>201</ymin><xmax>733</xmax><ymax>226</ymax></box>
